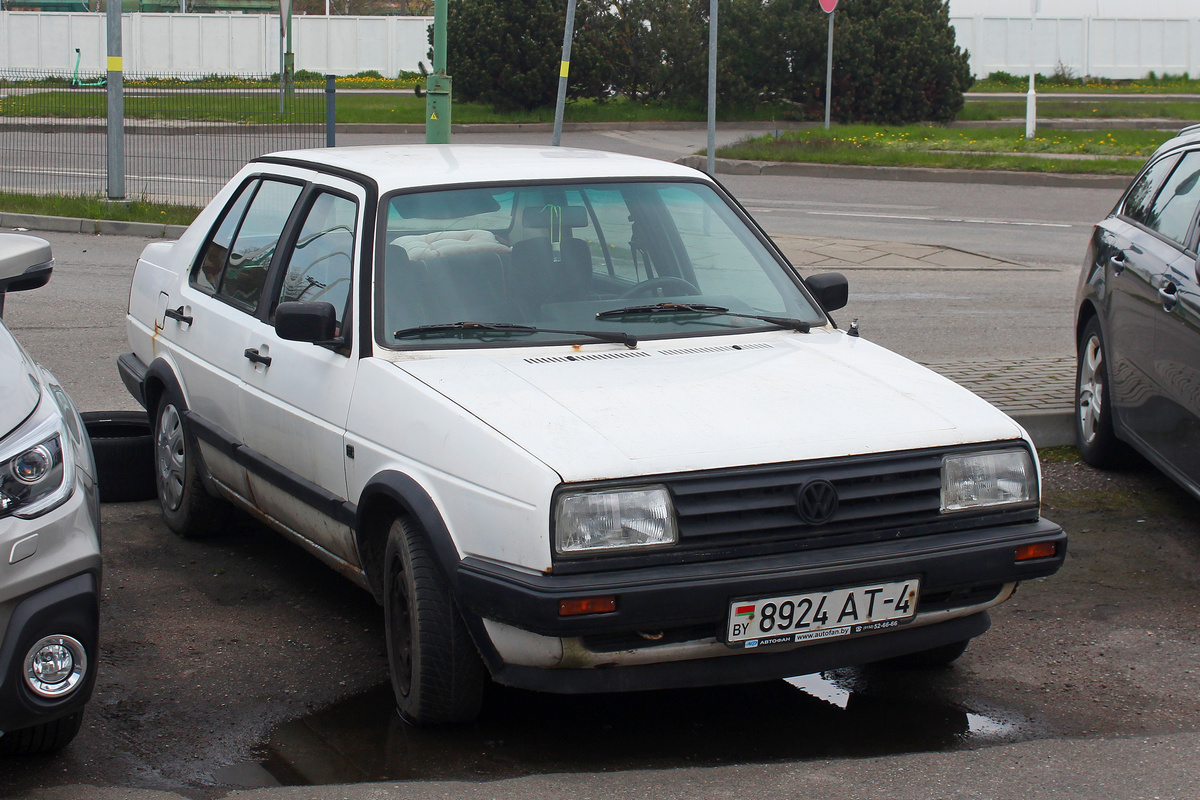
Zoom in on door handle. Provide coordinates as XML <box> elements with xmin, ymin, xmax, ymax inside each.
<box><xmin>1108</xmin><ymin>253</ymin><xmax>1126</xmax><ymax>275</ymax></box>
<box><xmin>1158</xmin><ymin>281</ymin><xmax>1178</xmax><ymax>311</ymax></box>
<box><xmin>243</xmin><ymin>348</ymin><xmax>272</xmax><ymax>367</ymax></box>
<box><xmin>164</xmin><ymin>306</ymin><xmax>193</xmax><ymax>325</ymax></box>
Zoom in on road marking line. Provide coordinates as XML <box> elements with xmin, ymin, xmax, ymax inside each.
<box><xmin>799</xmin><ymin>210</ymin><xmax>1074</xmax><ymax>228</ymax></box>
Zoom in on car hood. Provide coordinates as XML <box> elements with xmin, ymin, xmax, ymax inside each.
<box><xmin>0</xmin><ymin>320</ymin><xmax>42</xmax><ymax>441</ymax></box>
<box><xmin>395</xmin><ymin>332</ymin><xmax>1026</xmax><ymax>483</ymax></box>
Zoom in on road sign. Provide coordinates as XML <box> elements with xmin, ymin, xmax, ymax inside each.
<box><xmin>819</xmin><ymin>0</ymin><xmax>837</xmax><ymax>12</ymax></box>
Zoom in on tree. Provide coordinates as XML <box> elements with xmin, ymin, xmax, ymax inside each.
<box><xmin>444</xmin><ymin>0</ymin><xmax>610</xmax><ymax>111</ymax></box>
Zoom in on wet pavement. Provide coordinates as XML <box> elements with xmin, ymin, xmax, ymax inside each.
<box><xmin>236</xmin><ymin>671</ymin><xmax>1041</xmax><ymax>788</ymax></box>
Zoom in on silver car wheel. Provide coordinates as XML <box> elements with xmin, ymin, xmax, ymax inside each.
<box><xmin>1077</xmin><ymin>334</ymin><xmax>1104</xmax><ymax>445</ymax></box>
<box><xmin>155</xmin><ymin>403</ymin><xmax>186</xmax><ymax>512</ymax></box>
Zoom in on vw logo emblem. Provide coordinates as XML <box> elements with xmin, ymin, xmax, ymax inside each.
<box><xmin>796</xmin><ymin>479</ymin><xmax>839</xmax><ymax>525</ymax></box>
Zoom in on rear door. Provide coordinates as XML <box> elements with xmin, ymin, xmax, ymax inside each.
<box><xmin>167</xmin><ymin>175</ymin><xmax>306</xmax><ymax>496</ymax></box>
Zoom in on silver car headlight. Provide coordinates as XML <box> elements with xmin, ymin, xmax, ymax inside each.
<box><xmin>0</xmin><ymin>397</ymin><xmax>75</xmax><ymax>520</ymax></box>
<box><xmin>554</xmin><ymin>486</ymin><xmax>678</xmax><ymax>556</ymax></box>
<box><xmin>941</xmin><ymin>448</ymin><xmax>1035</xmax><ymax>512</ymax></box>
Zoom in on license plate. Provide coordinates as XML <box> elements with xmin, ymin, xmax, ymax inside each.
<box><xmin>726</xmin><ymin>579</ymin><xmax>919</xmax><ymax>649</ymax></box>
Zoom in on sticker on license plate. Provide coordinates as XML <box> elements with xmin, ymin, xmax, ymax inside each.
<box><xmin>726</xmin><ymin>579</ymin><xmax>919</xmax><ymax>649</ymax></box>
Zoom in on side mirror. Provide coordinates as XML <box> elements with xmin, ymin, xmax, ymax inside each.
<box><xmin>806</xmin><ymin>272</ymin><xmax>848</xmax><ymax>312</ymax></box>
<box><xmin>0</xmin><ymin>234</ymin><xmax>53</xmax><ymax>317</ymax></box>
<box><xmin>275</xmin><ymin>301</ymin><xmax>338</xmax><ymax>343</ymax></box>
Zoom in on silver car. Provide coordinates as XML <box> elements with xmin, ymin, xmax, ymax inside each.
<box><xmin>0</xmin><ymin>234</ymin><xmax>101</xmax><ymax>754</ymax></box>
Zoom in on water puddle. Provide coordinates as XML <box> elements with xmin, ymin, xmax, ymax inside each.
<box><xmin>223</xmin><ymin>668</ymin><xmax>1044</xmax><ymax>788</ymax></box>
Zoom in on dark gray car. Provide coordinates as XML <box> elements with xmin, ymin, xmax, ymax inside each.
<box><xmin>1075</xmin><ymin>125</ymin><xmax>1200</xmax><ymax>492</ymax></box>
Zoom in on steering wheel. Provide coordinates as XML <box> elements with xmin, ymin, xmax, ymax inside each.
<box><xmin>619</xmin><ymin>276</ymin><xmax>701</xmax><ymax>299</ymax></box>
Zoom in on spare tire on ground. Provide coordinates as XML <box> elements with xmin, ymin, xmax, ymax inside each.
<box><xmin>82</xmin><ymin>410</ymin><xmax>156</xmax><ymax>503</ymax></box>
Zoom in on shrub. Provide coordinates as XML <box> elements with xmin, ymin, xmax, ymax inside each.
<box><xmin>443</xmin><ymin>0</ymin><xmax>611</xmax><ymax>111</ymax></box>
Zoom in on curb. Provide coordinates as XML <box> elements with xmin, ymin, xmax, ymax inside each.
<box><xmin>0</xmin><ymin>212</ymin><xmax>188</xmax><ymax>239</ymax></box>
<box><xmin>675</xmin><ymin>155</ymin><xmax>1131</xmax><ymax>189</ymax></box>
<box><xmin>1007</xmin><ymin>409</ymin><xmax>1074</xmax><ymax>449</ymax></box>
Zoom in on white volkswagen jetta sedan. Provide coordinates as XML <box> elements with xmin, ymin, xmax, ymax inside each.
<box><xmin>119</xmin><ymin>145</ymin><xmax>1065</xmax><ymax>724</ymax></box>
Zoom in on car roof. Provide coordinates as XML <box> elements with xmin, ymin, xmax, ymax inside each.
<box><xmin>256</xmin><ymin>144</ymin><xmax>709</xmax><ymax>193</ymax></box>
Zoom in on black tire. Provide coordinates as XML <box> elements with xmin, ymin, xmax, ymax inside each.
<box><xmin>152</xmin><ymin>387</ymin><xmax>232</xmax><ymax>538</ymax></box>
<box><xmin>383</xmin><ymin>517</ymin><xmax>485</xmax><ymax>725</ymax></box>
<box><xmin>0</xmin><ymin>712</ymin><xmax>83</xmax><ymax>755</ymax></box>
<box><xmin>82</xmin><ymin>411</ymin><xmax>156</xmax><ymax>503</ymax></box>
<box><xmin>877</xmin><ymin>639</ymin><xmax>969</xmax><ymax>669</ymax></box>
<box><xmin>1076</xmin><ymin>316</ymin><xmax>1127</xmax><ymax>468</ymax></box>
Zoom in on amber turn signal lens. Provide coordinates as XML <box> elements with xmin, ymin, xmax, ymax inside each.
<box><xmin>1015</xmin><ymin>542</ymin><xmax>1057</xmax><ymax>561</ymax></box>
<box><xmin>558</xmin><ymin>596</ymin><xmax>617</xmax><ymax>616</ymax></box>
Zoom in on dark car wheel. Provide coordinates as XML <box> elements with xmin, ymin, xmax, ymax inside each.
<box><xmin>152</xmin><ymin>387</ymin><xmax>231</xmax><ymax>537</ymax></box>
<box><xmin>0</xmin><ymin>711</ymin><xmax>83</xmax><ymax>755</ymax></box>
<box><xmin>384</xmin><ymin>516</ymin><xmax>485</xmax><ymax>726</ymax></box>
<box><xmin>1076</xmin><ymin>317</ymin><xmax>1126</xmax><ymax>468</ymax></box>
<box><xmin>82</xmin><ymin>411</ymin><xmax>156</xmax><ymax>502</ymax></box>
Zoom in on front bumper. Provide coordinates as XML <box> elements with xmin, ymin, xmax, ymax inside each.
<box><xmin>456</xmin><ymin>517</ymin><xmax>1065</xmax><ymax>692</ymax></box>
<box><xmin>0</xmin><ymin>469</ymin><xmax>101</xmax><ymax>734</ymax></box>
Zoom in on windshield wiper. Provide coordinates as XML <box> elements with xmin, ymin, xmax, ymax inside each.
<box><xmin>393</xmin><ymin>321</ymin><xmax>638</xmax><ymax>348</ymax></box>
<box><xmin>595</xmin><ymin>302</ymin><xmax>811</xmax><ymax>333</ymax></box>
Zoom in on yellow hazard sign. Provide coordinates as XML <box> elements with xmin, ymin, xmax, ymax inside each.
<box><xmin>430</xmin><ymin>112</ymin><xmax>439</xmax><ymax>120</ymax></box>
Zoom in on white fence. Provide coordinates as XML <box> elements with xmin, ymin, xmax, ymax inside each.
<box><xmin>3</xmin><ymin>7</ymin><xmax>1200</xmax><ymax>80</ymax></box>
<box><xmin>0</xmin><ymin>11</ymin><xmax>432</xmax><ymax>76</ymax></box>
<box><xmin>949</xmin><ymin>0</ymin><xmax>1200</xmax><ymax>79</ymax></box>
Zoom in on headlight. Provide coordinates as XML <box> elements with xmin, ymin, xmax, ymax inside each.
<box><xmin>0</xmin><ymin>398</ymin><xmax>74</xmax><ymax>520</ymax></box>
<box><xmin>941</xmin><ymin>448</ymin><xmax>1035</xmax><ymax>512</ymax></box>
<box><xmin>554</xmin><ymin>486</ymin><xmax>677</xmax><ymax>556</ymax></box>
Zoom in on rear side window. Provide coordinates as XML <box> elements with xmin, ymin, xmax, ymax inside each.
<box><xmin>1143</xmin><ymin>151</ymin><xmax>1200</xmax><ymax>249</ymax></box>
<box><xmin>192</xmin><ymin>178</ymin><xmax>304</xmax><ymax>312</ymax></box>
<box><xmin>1123</xmin><ymin>154</ymin><xmax>1180</xmax><ymax>227</ymax></box>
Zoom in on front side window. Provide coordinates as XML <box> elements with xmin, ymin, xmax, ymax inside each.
<box><xmin>1143</xmin><ymin>151</ymin><xmax>1200</xmax><ymax>249</ymax></box>
<box><xmin>276</xmin><ymin>191</ymin><xmax>358</xmax><ymax>329</ymax></box>
<box><xmin>377</xmin><ymin>181</ymin><xmax>824</xmax><ymax>348</ymax></box>
<box><xmin>192</xmin><ymin>178</ymin><xmax>303</xmax><ymax>312</ymax></box>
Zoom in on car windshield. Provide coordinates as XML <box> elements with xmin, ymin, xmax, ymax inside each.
<box><xmin>375</xmin><ymin>181</ymin><xmax>826</xmax><ymax>348</ymax></box>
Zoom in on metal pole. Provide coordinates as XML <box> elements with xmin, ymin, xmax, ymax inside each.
<box><xmin>106</xmin><ymin>0</ymin><xmax>125</xmax><ymax>201</ymax></box>
<box><xmin>705</xmin><ymin>0</ymin><xmax>717</xmax><ymax>176</ymax></box>
<box><xmin>1026</xmin><ymin>0</ymin><xmax>1037</xmax><ymax>139</ymax></box>
<box><xmin>824</xmin><ymin>10</ymin><xmax>834</xmax><ymax>130</ymax></box>
<box><xmin>285</xmin><ymin>7</ymin><xmax>294</xmax><ymax>100</ymax></box>
<box><xmin>425</xmin><ymin>0</ymin><xmax>451</xmax><ymax>143</ymax></box>
<box><xmin>551</xmin><ymin>0</ymin><xmax>577</xmax><ymax>147</ymax></box>
<box><xmin>325</xmin><ymin>74</ymin><xmax>336</xmax><ymax>147</ymax></box>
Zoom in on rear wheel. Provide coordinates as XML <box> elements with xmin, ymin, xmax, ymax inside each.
<box><xmin>1076</xmin><ymin>317</ymin><xmax>1126</xmax><ymax>468</ymax></box>
<box><xmin>384</xmin><ymin>517</ymin><xmax>485</xmax><ymax>725</ymax></box>
<box><xmin>153</xmin><ymin>387</ymin><xmax>231</xmax><ymax>537</ymax></box>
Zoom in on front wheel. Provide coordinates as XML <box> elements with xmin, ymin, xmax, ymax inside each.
<box><xmin>384</xmin><ymin>517</ymin><xmax>485</xmax><ymax>725</ymax></box>
<box><xmin>0</xmin><ymin>712</ymin><xmax>83</xmax><ymax>755</ymax></box>
<box><xmin>1076</xmin><ymin>317</ymin><xmax>1126</xmax><ymax>468</ymax></box>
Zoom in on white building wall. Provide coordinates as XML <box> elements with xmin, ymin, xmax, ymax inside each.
<box><xmin>948</xmin><ymin>0</ymin><xmax>1200</xmax><ymax>79</ymax></box>
<box><xmin>0</xmin><ymin>11</ymin><xmax>432</xmax><ymax>76</ymax></box>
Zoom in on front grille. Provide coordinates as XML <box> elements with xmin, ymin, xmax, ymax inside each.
<box><xmin>667</xmin><ymin>450</ymin><xmax>946</xmax><ymax>549</ymax></box>
<box><xmin>551</xmin><ymin>443</ymin><xmax>1039</xmax><ymax>573</ymax></box>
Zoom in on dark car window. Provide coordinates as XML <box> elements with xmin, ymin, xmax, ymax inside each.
<box><xmin>194</xmin><ymin>180</ymin><xmax>255</xmax><ymax>294</ymax></box>
<box><xmin>192</xmin><ymin>179</ymin><xmax>303</xmax><ymax>312</ymax></box>
<box><xmin>1144</xmin><ymin>151</ymin><xmax>1200</xmax><ymax>249</ymax></box>
<box><xmin>276</xmin><ymin>191</ymin><xmax>358</xmax><ymax>329</ymax></box>
<box><xmin>1123</xmin><ymin>153</ymin><xmax>1180</xmax><ymax>227</ymax></box>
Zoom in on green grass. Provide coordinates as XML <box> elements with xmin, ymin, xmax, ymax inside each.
<box><xmin>0</xmin><ymin>87</ymin><xmax>798</xmax><ymax>125</ymax></box>
<box><xmin>716</xmin><ymin>125</ymin><xmax>1168</xmax><ymax>175</ymax></box>
<box><xmin>971</xmin><ymin>72</ymin><xmax>1200</xmax><ymax>94</ymax></box>
<box><xmin>961</xmin><ymin>99</ymin><xmax>1200</xmax><ymax>121</ymax></box>
<box><xmin>0</xmin><ymin>192</ymin><xmax>199</xmax><ymax>225</ymax></box>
